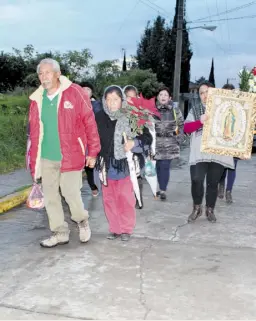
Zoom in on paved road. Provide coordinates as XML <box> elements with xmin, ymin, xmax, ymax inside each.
<box><xmin>0</xmin><ymin>147</ymin><xmax>256</xmax><ymax>320</ymax></box>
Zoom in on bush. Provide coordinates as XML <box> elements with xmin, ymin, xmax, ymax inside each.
<box><xmin>0</xmin><ymin>114</ymin><xmax>27</xmax><ymax>173</ymax></box>
<box><xmin>84</xmin><ymin>68</ymin><xmax>164</xmax><ymax>98</ymax></box>
<box><xmin>118</xmin><ymin>69</ymin><xmax>164</xmax><ymax>98</ymax></box>
<box><xmin>0</xmin><ymin>94</ymin><xmax>29</xmax><ymax>115</ymax></box>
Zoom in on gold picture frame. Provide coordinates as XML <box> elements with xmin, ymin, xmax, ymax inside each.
<box><xmin>201</xmin><ymin>88</ymin><xmax>256</xmax><ymax>159</ymax></box>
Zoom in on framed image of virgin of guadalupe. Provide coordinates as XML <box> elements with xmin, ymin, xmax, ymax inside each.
<box><xmin>201</xmin><ymin>88</ymin><xmax>256</xmax><ymax>159</ymax></box>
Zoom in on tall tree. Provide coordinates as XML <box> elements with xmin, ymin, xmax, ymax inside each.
<box><xmin>122</xmin><ymin>50</ymin><xmax>127</xmax><ymax>71</ymax></box>
<box><xmin>137</xmin><ymin>16</ymin><xmax>166</xmax><ymax>76</ymax></box>
<box><xmin>136</xmin><ymin>7</ymin><xmax>193</xmax><ymax>94</ymax></box>
<box><xmin>137</xmin><ymin>21</ymin><xmax>152</xmax><ymax>70</ymax></box>
<box><xmin>208</xmin><ymin>58</ymin><xmax>215</xmax><ymax>86</ymax></box>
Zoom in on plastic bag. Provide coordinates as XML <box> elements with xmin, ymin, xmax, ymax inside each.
<box><xmin>25</xmin><ymin>138</ymin><xmax>31</xmax><ymax>170</ymax></box>
<box><xmin>144</xmin><ymin>159</ymin><xmax>156</xmax><ymax>177</ymax></box>
<box><xmin>26</xmin><ymin>183</ymin><xmax>44</xmax><ymax>209</ymax></box>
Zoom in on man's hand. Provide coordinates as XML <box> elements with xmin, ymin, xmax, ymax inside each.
<box><xmin>200</xmin><ymin>114</ymin><xmax>208</xmax><ymax>124</ymax></box>
<box><xmin>124</xmin><ymin>139</ymin><xmax>135</xmax><ymax>152</ymax></box>
<box><xmin>86</xmin><ymin>156</ymin><xmax>97</xmax><ymax>168</ymax></box>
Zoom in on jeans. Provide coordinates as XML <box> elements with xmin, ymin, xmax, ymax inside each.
<box><xmin>156</xmin><ymin>160</ymin><xmax>172</xmax><ymax>191</ymax></box>
<box><xmin>219</xmin><ymin>158</ymin><xmax>238</xmax><ymax>191</ymax></box>
<box><xmin>190</xmin><ymin>162</ymin><xmax>224</xmax><ymax>208</ymax></box>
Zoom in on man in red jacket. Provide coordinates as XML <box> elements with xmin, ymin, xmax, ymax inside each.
<box><xmin>28</xmin><ymin>58</ymin><xmax>101</xmax><ymax>248</ymax></box>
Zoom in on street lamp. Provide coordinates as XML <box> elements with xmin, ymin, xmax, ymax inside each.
<box><xmin>188</xmin><ymin>25</ymin><xmax>217</xmax><ymax>31</ymax></box>
<box><xmin>173</xmin><ymin>22</ymin><xmax>217</xmax><ymax>114</ymax></box>
<box><xmin>189</xmin><ymin>26</ymin><xmax>217</xmax><ymax>31</ymax></box>
<box><xmin>174</xmin><ymin>26</ymin><xmax>217</xmax><ymax>32</ymax></box>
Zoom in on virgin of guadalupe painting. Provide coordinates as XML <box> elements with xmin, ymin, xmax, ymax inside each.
<box><xmin>223</xmin><ymin>108</ymin><xmax>236</xmax><ymax>140</ymax></box>
<box><xmin>201</xmin><ymin>88</ymin><xmax>256</xmax><ymax>159</ymax></box>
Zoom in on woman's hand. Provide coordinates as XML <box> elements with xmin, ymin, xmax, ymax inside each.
<box><xmin>124</xmin><ymin>140</ymin><xmax>135</xmax><ymax>152</ymax></box>
<box><xmin>200</xmin><ymin>114</ymin><xmax>208</xmax><ymax>124</ymax></box>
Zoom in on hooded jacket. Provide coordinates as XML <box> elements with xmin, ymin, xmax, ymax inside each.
<box><xmin>28</xmin><ymin>75</ymin><xmax>101</xmax><ymax>179</ymax></box>
<box><xmin>95</xmin><ymin>85</ymin><xmax>152</xmax><ymax>185</ymax></box>
<box><xmin>154</xmin><ymin>102</ymin><xmax>184</xmax><ymax>160</ymax></box>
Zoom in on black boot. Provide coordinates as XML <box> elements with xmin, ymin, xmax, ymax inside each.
<box><xmin>188</xmin><ymin>205</ymin><xmax>202</xmax><ymax>223</ymax></box>
<box><xmin>135</xmin><ymin>177</ymin><xmax>143</xmax><ymax>209</ymax></box>
<box><xmin>206</xmin><ymin>206</ymin><xmax>217</xmax><ymax>223</ymax></box>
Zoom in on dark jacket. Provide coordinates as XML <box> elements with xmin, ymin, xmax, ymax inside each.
<box><xmin>91</xmin><ymin>100</ymin><xmax>102</xmax><ymax>114</ymax></box>
<box><xmin>154</xmin><ymin>103</ymin><xmax>184</xmax><ymax>160</ymax></box>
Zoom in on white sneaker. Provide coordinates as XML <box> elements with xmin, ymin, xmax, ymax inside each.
<box><xmin>78</xmin><ymin>220</ymin><xmax>91</xmax><ymax>243</ymax></box>
<box><xmin>40</xmin><ymin>231</ymin><xmax>70</xmax><ymax>248</ymax></box>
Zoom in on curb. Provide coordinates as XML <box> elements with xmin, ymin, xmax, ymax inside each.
<box><xmin>0</xmin><ymin>187</ymin><xmax>32</xmax><ymax>214</ymax></box>
<box><xmin>0</xmin><ymin>171</ymin><xmax>87</xmax><ymax>215</ymax></box>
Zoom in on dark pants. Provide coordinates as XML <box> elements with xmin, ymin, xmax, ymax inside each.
<box><xmin>219</xmin><ymin>158</ymin><xmax>238</xmax><ymax>191</ymax></box>
<box><xmin>156</xmin><ymin>160</ymin><xmax>172</xmax><ymax>191</ymax></box>
<box><xmin>190</xmin><ymin>162</ymin><xmax>224</xmax><ymax>208</ymax></box>
<box><xmin>85</xmin><ymin>166</ymin><xmax>98</xmax><ymax>191</ymax></box>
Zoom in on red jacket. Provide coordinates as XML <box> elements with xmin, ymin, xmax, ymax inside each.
<box><xmin>28</xmin><ymin>76</ymin><xmax>101</xmax><ymax>180</ymax></box>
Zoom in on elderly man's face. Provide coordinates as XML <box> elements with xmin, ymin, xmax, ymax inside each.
<box><xmin>38</xmin><ymin>63</ymin><xmax>60</xmax><ymax>91</ymax></box>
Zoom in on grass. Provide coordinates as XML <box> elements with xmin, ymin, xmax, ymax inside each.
<box><xmin>0</xmin><ymin>114</ymin><xmax>28</xmax><ymax>174</ymax></box>
<box><xmin>0</xmin><ymin>94</ymin><xmax>29</xmax><ymax>114</ymax></box>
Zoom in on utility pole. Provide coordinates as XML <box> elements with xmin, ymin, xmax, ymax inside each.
<box><xmin>227</xmin><ymin>77</ymin><xmax>236</xmax><ymax>85</ymax></box>
<box><xmin>173</xmin><ymin>0</ymin><xmax>185</xmax><ymax>108</ymax></box>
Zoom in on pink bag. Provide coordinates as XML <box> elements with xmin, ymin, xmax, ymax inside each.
<box><xmin>26</xmin><ymin>183</ymin><xmax>44</xmax><ymax>209</ymax></box>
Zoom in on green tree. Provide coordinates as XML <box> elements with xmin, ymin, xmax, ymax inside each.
<box><xmin>208</xmin><ymin>58</ymin><xmax>215</xmax><ymax>86</ymax></box>
<box><xmin>137</xmin><ymin>22</ymin><xmax>152</xmax><ymax>70</ymax></box>
<box><xmin>0</xmin><ymin>52</ymin><xmax>27</xmax><ymax>92</ymax></box>
<box><xmin>61</xmin><ymin>49</ymin><xmax>93</xmax><ymax>80</ymax></box>
<box><xmin>87</xmin><ymin>60</ymin><xmax>121</xmax><ymax>97</ymax></box>
<box><xmin>136</xmin><ymin>5</ymin><xmax>193</xmax><ymax>94</ymax></box>
<box><xmin>118</xmin><ymin>69</ymin><xmax>163</xmax><ymax>98</ymax></box>
<box><xmin>137</xmin><ymin>17</ymin><xmax>166</xmax><ymax>77</ymax></box>
<box><xmin>195</xmin><ymin>76</ymin><xmax>207</xmax><ymax>84</ymax></box>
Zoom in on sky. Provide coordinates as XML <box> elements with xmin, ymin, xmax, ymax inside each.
<box><xmin>1</xmin><ymin>0</ymin><xmax>256</xmax><ymax>88</ymax></box>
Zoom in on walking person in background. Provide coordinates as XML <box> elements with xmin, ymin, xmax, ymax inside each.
<box><xmin>218</xmin><ymin>83</ymin><xmax>238</xmax><ymax>204</ymax></box>
<box><xmin>28</xmin><ymin>59</ymin><xmax>101</xmax><ymax>247</ymax></box>
<box><xmin>123</xmin><ymin>85</ymin><xmax>138</xmax><ymax>103</ymax></box>
<box><xmin>154</xmin><ymin>88</ymin><xmax>184</xmax><ymax>200</ymax></box>
<box><xmin>80</xmin><ymin>81</ymin><xmax>102</xmax><ymax>196</ymax></box>
<box><xmin>124</xmin><ymin>85</ymin><xmax>144</xmax><ymax>209</ymax></box>
<box><xmin>95</xmin><ymin>85</ymin><xmax>152</xmax><ymax>241</ymax></box>
<box><xmin>184</xmin><ymin>81</ymin><xmax>234</xmax><ymax>223</ymax></box>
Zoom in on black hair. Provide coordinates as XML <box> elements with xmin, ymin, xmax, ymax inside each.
<box><xmin>157</xmin><ymin>87</ymin><xmax>171</xmax><ymax>97</ymax></box>
<box><xmin>79</xmin><ymin>81</ymin><xmax>94</xmax><ymax>91</ymax></box>
<box><xmin>124</xmin><ymin>85</ymin><xmax>138</xmax><ymax>95</ymax></box>
<box><xmin>222</xmin><ymin>83</ymin><xmax>235</xmax><ymax>90</ymax></box>
<box><xmin>104</xmin><ymin>86</ymin><xmax>123</xmax><ymax>99</ymax></box>
<box><xmin>198</xmin><ymin>81</ymin><xmax>215</xmax><ymax>90</ymax></box>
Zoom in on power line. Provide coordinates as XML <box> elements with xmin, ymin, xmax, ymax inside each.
<box><xmin>138</xmin><ymin>0</ymin><xmax>169</xmax><ymax>18</ymax></box>
<box><xmin>187</xmin><ymin>1</ymin><xmax>256</xmax><ymax>23</ymax></box>
<box><xmin>116</xmin><ymin>0</ymin><xmax>140</xmax><ymax>34</ymax></box>
<box><xmin>224</xmin><ymin>0</ymin><xmax>231</xmax><ymax>53</ymax></box>
<box><xmin>189</xmin><ymin>14</ymin><xmax>256</xmax><ymax>24</ymax></box>
<box><xmin>143</xmin><ymin>0</ymin><xmax>169</xmax><ymax>15</ymax></box>
<box><xmin>204</xmin><ymin>0</ymin><xmax>211</xmax><ymax>18</ymax></box>
<box><xmin>213</xmin><ymin>0</ymin><xmax>227</xmax><ymax>56</ymax></box>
